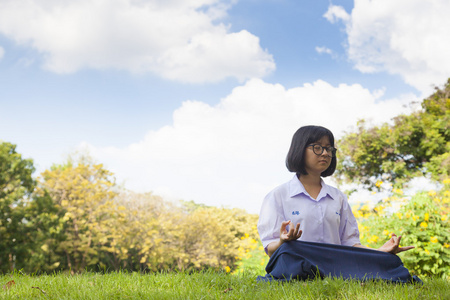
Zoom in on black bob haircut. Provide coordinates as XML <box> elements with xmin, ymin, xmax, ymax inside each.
<box><xmin>285</xmin><ymin>125</ymin><xmax>337</xmax><ymax>177</ymax></box>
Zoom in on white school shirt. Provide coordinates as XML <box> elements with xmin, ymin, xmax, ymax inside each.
<box><xmin>258</xmin><ymin>175</ymin><xmax>361</xmax><ymax>250</ymax></box>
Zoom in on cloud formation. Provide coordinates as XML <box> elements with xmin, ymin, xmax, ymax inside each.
<box><xmin>323</xmin><ymin>5</ymin><xmax>350</xmax><ymax>24</ymax></box>
<box><xmin>325</xmin><ymin>0</ymin><xmax>450</xmax><ymax>94</ymax></box>
<box><xmin>0</xmin><ymin>0</ymin><xmax>274</xmax><ymax>83</ymax></box>
<box><xmin>85</xmin><ymin>79</ymin><xmax>417</xmax><ymax>213</ymax></box>
<box><xmin>315</xmin><ymin>46</ymin><xmax>337</xmax><ymax>59</ymax></box>
<box><xmin>315</xmin><ymin>46</ymin><xmax>332</xmax><ymax>55</ymax></box>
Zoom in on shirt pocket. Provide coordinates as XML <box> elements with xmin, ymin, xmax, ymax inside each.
<box><xmin>326</xmin><ymin>201</ymin><xmax>342</xmax><ymax>227</ymax></box>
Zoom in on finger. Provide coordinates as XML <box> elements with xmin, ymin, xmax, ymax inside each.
<box><xmin>398</xmin><ymin>246</ymin><xmax>415</xmax><ymax>252</ymax></box>
<box><xmin>296</xmin><ymin>229</ymin><xmax>303</xmax><ymax>239</ymax></box>
<box><xmin>280</xmin><ymin>220</ymin><xmax>290</xmax><ymax>233</ymax></box>
<box><xmin>288</xmin><ymin>221</ymin><xmax>295</xmax><ymax>233</ymax></box>
<box><xmin>294</xmin><ymin>223</ymin><xmax>301</xmax><ymax>237</ymax></box>
<box><xmin>285</xmin><ymin>222</ymin><xmax>295</xmax><ymax>238</ymax></box>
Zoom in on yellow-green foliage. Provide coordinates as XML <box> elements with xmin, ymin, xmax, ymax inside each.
<box><xmin>354</xmin><ymin>178</ymin><xmax>450</xmax><ymax>278</ymax></box>
<box><xmin>24</xmin><ymin>160</ymin><xmax>263</xmax><ymax>274</ymax></box>
<box><xmin>36</xmin><ymin>161</ymin><xmax>118</xmax><ymax>273</ymax></box>
<box><xmin>135</xmin><ymin>201</ymin><xmax>260</xmax><ymax>272</ymax></box>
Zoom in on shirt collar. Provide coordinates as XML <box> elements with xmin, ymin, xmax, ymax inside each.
<box><xmin>288</xmin><ymin>175</ymin><xmax>336</xmax><ymax>200</ymax></box>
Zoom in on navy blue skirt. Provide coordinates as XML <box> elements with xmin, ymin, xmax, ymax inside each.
<box><xmin>257</xmin><ymin>241</ymin><xmax>422</xmax><ymax>284</ymax></box>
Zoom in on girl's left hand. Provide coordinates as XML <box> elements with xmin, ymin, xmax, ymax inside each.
<box><xmin>378</xmin><ymin>234</ymin><xmax>415</xmax><ymax>254</ymax></box>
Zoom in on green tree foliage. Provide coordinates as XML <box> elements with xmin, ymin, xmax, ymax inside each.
<box><xmin>22</xmin><ymin>191</ymin><xmax>66</xmax><ymax>273</ymax></box>
<box><xmin>0</xmin><ymin>142</ymin><xmax>35</xmax><ymax>272</ymax></box>
<box><xmin>7</xmin><ymin>153</ymin><xmax>262</xmax><ymax>274</ymax></box>
<box><xmin>0</xmin><ymin>147</ymin><xmax>267</xmax><ymax>275</ymax></box>
<box><xmin>337</xmin><ymin>79</ymin><xmax>450</xmax><ymax>189</ymax></box>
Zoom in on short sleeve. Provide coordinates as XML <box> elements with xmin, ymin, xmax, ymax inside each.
<box><xmin>338</xmin><ymin>193</ymin><xmax>361</xmax><ymax>246</ymax></box>
<box><xmin>257</xmin><ymin>189</ymin><xmax>286</xmax><ymax>249</ymax></box>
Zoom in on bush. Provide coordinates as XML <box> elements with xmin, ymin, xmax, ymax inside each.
<box><xmin>232</xmin><ymin>226</ymin><xmax>268</xmax><ymax>275</ymax></box>
<box><xmin>355</xmin><ymin>178</ymin><xmax>450</xmax><ymax>278</ymax></box>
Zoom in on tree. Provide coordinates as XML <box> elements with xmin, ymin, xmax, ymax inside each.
<box><xmin>97</xmin><ymin>190</ymin><xmax>167</xmax><ymax>271</ymax></box>
<box><xmin>22</xmin><ymin>190</ymin><xmax>67</xmax><ymax>273</ymax></box>
<box><xmin>0</xmin><ymin>142</ymin><xmax>35</xmax><ymax>272</ymax></box>
<box><xmin>336</xmin><ymin>79</ymin><xmax>450</xmax><ymax>189</ymax></box>
<box><xmin>38</xmin><ymin>158</ymin><xmax>118</xmax><ymax>273</ymax></box>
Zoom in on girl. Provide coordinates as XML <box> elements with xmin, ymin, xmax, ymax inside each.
<box><xmin>257</xmin><ymin>125</ymin><xmax>414</xmax><ymax>257</ymax></box>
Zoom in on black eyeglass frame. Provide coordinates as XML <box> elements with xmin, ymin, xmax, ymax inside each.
<box><xmin>307</xmin><ymin>144</ymin><xmax>337</xmax><ymax>157</ymax></box>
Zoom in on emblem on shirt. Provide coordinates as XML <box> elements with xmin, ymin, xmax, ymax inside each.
<box><xmin>336</xmin><ymin>211</ymin><xmax>341</xmax><ymax>216</ymax></box>
<box><xmin>292</xmin><ymin>211</ymin><xmax>300</xmax><ymax>215</ymax></box>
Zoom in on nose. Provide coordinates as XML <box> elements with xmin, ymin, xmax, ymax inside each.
<box><xmin>322</xmin><ymin>148</ymin><xmax>331</xmax><ymax>157</ymax></box>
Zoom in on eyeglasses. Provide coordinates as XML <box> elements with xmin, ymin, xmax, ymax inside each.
<box><xmin>307</xmin><ymin>144</ymin><xmax>337</xmax><ymax>157</ymax></box>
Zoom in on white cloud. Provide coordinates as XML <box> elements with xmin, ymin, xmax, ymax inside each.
<box><xmin>0</xmin><ymin>46</ymin><xmax>4</xmax><ymax>60</ymax></box>
<box><xmin>0</xmin><ymin>0</ymin><xmax>274</xmax><ymax>83</ymax></box>
<box><xmin>84</xmin><ymin>79</ymin><xmax>417</xmax><ymax>213</ymax></box>
<box><xmin>315</xmin><ymin>46</ymin><xmax>338</xmax><ymax>60</ymax></box>
<box><xmin>315</xmin><ymin>46</ymin><xmax>332</xmax><ymax>55</ymax></box>
<box><xmin>323</xmin><ymin>5</ymin><xmax>350</xmax><ymax>24</ymax></box>
<box><xmin>325</xmin><ymin>1</ymin><xmax>450</xmax><ymax>95</ymax></box>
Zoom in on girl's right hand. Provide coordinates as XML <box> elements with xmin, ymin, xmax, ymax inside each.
<box><xmin>280</xmin><ymin>220</ymin><xmax>302</xmax><ymax>242</ymax></box>
<box><xmin>266</xmin><ymin>221</ymin><xmax>303</xmax><ymax>257</ymax></box>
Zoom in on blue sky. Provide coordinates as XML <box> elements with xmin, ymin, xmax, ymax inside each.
<box><xmin>1</xmin><ymin>0</ymin><xmax>449</xmax><ymax>213</ymax></box>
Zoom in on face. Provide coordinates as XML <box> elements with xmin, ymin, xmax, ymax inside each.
<box><xmin>303</xmin><ymin>135</ymin><xmax>333</xmax><ymax>176</ymax></box>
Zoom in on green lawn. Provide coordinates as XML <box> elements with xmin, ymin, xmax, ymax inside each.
<box><xmin>1</xmin><ymin>271</ymin><xmax>449</xmax><ymax>299</ymax></box>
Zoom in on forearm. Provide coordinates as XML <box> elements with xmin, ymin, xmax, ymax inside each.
<box><xmin>353</xmin><ymin>242</ymin><xmax>414</xmax><ymax>254</ymax></box>
<box><xmin>266</xmin><ymin>240</ymin><xmax>285</xmax><ymax>257</ymax></box>
<box><xmin>353</xmin><ymin>243</ymin><xmax>379</xmax><ymax>251</ymax></box>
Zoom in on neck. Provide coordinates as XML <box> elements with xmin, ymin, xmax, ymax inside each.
<box><xmin>298</xmin><ymin>174</ymin><xmax>321</xmax><ymax>187</ymax></box>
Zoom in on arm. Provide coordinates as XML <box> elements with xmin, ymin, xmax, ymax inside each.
<box><xmin>266</xmin><ymin>220</ymin><xmax>302</xmax><ymax>257</ymax></box>
<box><xmin>353</xmin><ymin>233</ymin><xmax>414</xmax><ymax>254</ymax></box>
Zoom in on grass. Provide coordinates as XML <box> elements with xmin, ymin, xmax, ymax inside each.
<box><xmin>1</xmin><ymin>270</ymin><xmax>449</xmax><ymax>299</ymax></box>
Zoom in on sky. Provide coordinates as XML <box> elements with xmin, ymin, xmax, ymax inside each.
<box><xmin>1</xmin><ymin>0</ymin><xmax>449</xmax><ymax>213</ymax></box>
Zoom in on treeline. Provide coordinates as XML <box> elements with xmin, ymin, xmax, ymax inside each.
<box><xmin>0</xmin><ymin>150</ymin><xmax>259</xmax><ymax>274</ymax></box>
